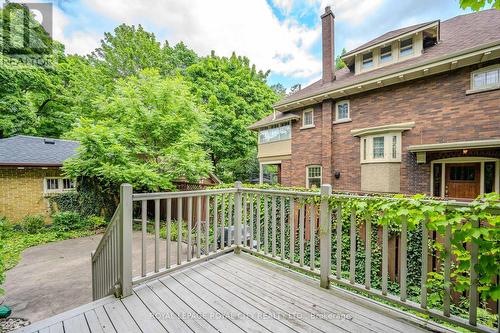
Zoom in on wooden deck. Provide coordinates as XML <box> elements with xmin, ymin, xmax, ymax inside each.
<box><xmin>17</xmin><ymin>253</ymin><xmax>454</xmax><ymax>333</ymax></box>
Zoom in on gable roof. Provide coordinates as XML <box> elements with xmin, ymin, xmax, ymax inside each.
<box><xmin>0</xmin><ymin>135</ymin><xmax>79</xmax><ymax>166</ymax></box>
<box><xmin>342</xmin><ymin>20</ymin><xmax>438</xmax><ymax>58</ymax></box>
<box><xmin>248</xmin><ymin>112</ymin><xmax>300</xmax><ymax>130</ymax></box>
<box><xmin>274</xmin><ymin>9</ymin><xmax>500</xmax><ymax>111</ymax></box>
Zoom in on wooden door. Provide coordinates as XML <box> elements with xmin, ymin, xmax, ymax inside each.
<box><xmin>445</xmin><ymin>163</ymin><xmax>480</xmax><ymax>200</ymax></box>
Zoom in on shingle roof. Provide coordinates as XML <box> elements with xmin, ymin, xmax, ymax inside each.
<box><xmin>0</xmin><ymin>135</ymin><xmax>79</xmax><ymax>166</ymax></box>
<box><xmin>342</xmin><ymin>20</ymin><xmax>438</xmax><ymax>57</ymax></box>
<box><xmin>275</xmin><ymin>9</ymin><xmax>500</xmax><ymax>109</ymax></box>
<box><xmin>248</xmin><ymin>112</ymin><xmax>300</xmax><ymax>130</ymax></box>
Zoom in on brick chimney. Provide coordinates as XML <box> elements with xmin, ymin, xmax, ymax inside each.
<box><xmin>321</xmin><ymin>6</ymin><xmax>335</xmax><ymax>83</ymax></box>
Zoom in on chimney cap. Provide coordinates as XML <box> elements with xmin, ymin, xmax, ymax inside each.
<box><xmin>321</xmin><ymin>5</ymin><xmax>334</xmax><ymax>18</ymax></box>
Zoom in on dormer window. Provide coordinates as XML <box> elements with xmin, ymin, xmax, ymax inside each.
<box><xmin>362</xmin><ymin>52</ymin><xmax>373</xmax><ymax>69</ymax></box>
<box><xmin>380</xmin><ymin>45</ymin><xmax>392</xmax><ymax>63</ymax></box>
<box><xmin>400</xmin><ymin>37</ymin><xmax>413</xmax><ymax>57</ymax></box>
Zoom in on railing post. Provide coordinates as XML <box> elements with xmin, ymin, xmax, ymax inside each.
<box><xmin>320</xmin><ymin>184</ymin><xmax>332</xmax><ymax>289</ymax></box>
<box><xmin>234</xmin><ymin>181</ymin><xmax>243</xmax><ymax>253</ymax></box>
<box><xmin>119</xmin><ymin>183</ymin><xmax>133</xmax><ymax>298</ymax></box>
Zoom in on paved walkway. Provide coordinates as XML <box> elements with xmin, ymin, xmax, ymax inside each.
<box><xmin>2</xmin><ymin>232</ymin><xmax>186</xmax><ymax>323</ymax></box>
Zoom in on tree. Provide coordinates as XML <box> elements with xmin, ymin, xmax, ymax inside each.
<box><xmin>459</xmin><ymin>0</ymin><xmax>499</xmax><ymax>10</ymax></box>
<box><xmin>336</xmin><ymin>48</ymin><xmax>347</xmax><ymax>70</ymax></box>
<box><xmin>270</xmin><ymin>83</ymin><xmax>287</xmax><ymax>97</ymax></box>
<box><xmin>63</xmin><ymin>70</ymin><xmax>212</xmax><ymax>191</ymax></box>
<box><xmin>185</xmin><ymin>52</ymin><xmax>278</xmax><ymax>182</ymax></box>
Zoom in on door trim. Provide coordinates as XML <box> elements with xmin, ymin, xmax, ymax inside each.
<box><xmin>430</xmin><ymin>157</ymin><xmax>499</xmax><ymax>198</ymax></box>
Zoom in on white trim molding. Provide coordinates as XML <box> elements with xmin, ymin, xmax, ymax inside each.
<box><xmin>351</xmin><ymin>122</ymin><xmax>415</xmax><ymax>137</ymax></box>
<box><xmin>408</xmin><ymin>139</ymin><xmax>500</xmax><ymax>152</ymax></box>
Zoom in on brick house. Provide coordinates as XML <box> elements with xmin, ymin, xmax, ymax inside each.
<box><xmin>250</xmin><ymin>8</ymin><xmax>500</xmax><ymax>200</ymax></box>
<box><xmin>0</xmin><ymin>136</ymin><xmax>79</xmax><ymax>222</ymax></box>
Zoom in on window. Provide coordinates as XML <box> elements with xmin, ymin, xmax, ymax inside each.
<box><xmin>46</xmin><ymin>178</ymin><xmax>59</xmax><ymax>191</ymax></box>
<box><xmin>450</xmin><ymin>166</ymin><xmax>475</xmax><ymax>181</ymax></box>
<box><xmin>44</xmin><ymin>178</ymin><xmax>75</xmax><ymax>194</ymax></box>
<box><xmin>362</xmin><ymin>52</ymin><xmax>373</xmax><ymax>69</ymax></box>
<box><xmin>259</xmin><ymin>122</ymin><xmax>291</xmax><ymax>143</ymax></box>
<box><xmin>363</xmin><ymin>138</ymin><xmax>367</xmax><ymax>160</ymax></box>
<box><xmin>380</xmin><ymin>45</ymin><xmax>392</xmax><ymax>63</ymax></box>
<box><xmin>392</xmin><ymin>136</ymin><xmax>397</xmax><ymax>159</ymax></box>
<box><xmin>433</xmin><ymin>164</ymin><xmax>442</xmax><ymax>197</ymax></box>
<box><xmin>335</xmin><ymin>100</ymin><xmax>350</xmax><ymax>121</ymax></box>
<box><xmin>400</xmin><ymin>37</ymin><xmax>413</xmax><ymax>57</ymax></box>
<box><xmin>373</xmin><ymin>137</ymin><xmax>385</xmax><ymax>159</ymax></box>
<box><xmin>306</xmin><ymin>166</ymin><xmax>322</xmax><ymax>189</ymax></box>
<box><xmin>302</xmin><ymin>109</ymin><xmax>314</xmax><ymax>128</ymax></box>
<box><xmin>484</xmin><ymin>162</ymin><xmax>496</xmax><ymax>194</ymax></box>
<box><xmin>471</xmin><ymin>66</ymin><xmax>500</xmax><ymax>91</ymax></box>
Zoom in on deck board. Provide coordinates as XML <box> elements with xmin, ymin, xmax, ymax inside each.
<box><xmin>16</xmin><ymin>253</ymin><xmax>442</xmax><ymax>333</ymax></box>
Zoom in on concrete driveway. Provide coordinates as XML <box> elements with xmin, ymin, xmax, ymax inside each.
<box><xmin>2</xmin><ymin>232</ymin><xmax>187</xmax><ymax>323</ymax></box>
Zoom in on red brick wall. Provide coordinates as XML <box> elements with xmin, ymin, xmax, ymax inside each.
<box><xmin>283</xmin><ymin>61</ymin><xmax>500</xmax><ymax>193</ymax></box>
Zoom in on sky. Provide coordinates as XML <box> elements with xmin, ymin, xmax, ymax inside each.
<box><xmin>41</xmin><ymin>0</ymin><xmax>475</xmax><ymax>90</ymax></box>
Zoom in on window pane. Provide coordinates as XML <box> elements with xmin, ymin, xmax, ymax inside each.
<box><xmin>433</xmin><ymin>164</ymin><xmax>442</xmax><ymax>197</ymax></box>
<box><xmin>485</xmin><ymin>69</ymin><xmax>499</xmax><ymax>85</ymax></box>
<box><xmin>363</xmin><ymin>138</ymin><xmax>367</xmax><ymax>160</ymax></box>
<box><xmin>362</xmin><ymin>52</ymin><xmax>373</xmax><ymax>68</ymax></box>
<box><xmin>337</xmin><ymin>103</ymin><xmax>349</xmax><ymax>119</ymax></box>
<box><xmin>303</xmin><ymin>111</ymin><xmax>313</xmax><ymax>126</ymax></box>
<box><xmin>473</xmin><ymin>72</ymin><xmax>485</xmax><ymax>89</ymax></box>
<box><xmin>450</xmin><ymin>166</ymin><xmax>475</xmax><ymax>181</ymax></box>
<box><xmin>63</xmin><ymin>179</ymin><xmax>74</xmax><ymax>190</ymax></box>
<box><xmin>46</xmin><ymin>178</ymin><xmax>58</xmax><ymax>190</ymax></box>
<box><xmin>373</xmin><ymin>137</ymin><xmax>384</xmax><ymax>158</ymax></box>
<box><xmin>308</xmin><ymin>166</ymin><xmax>321</xmax><ymax>178</ymax></box>
<box><xmin>484</xmin><ymin>162</ymin><xmax>495</xmax><ymax>193</ymax></box>
<box><xmin>279</xmin><ymin>124</ymin><xmax>290</xmax><ymax>140</ymax></box>
<box><xmin>309</xmin><ymin>178</ymin><xmax>321</xmax><ymax>189</ymax></box>
<box><xmin>392</xmin><ymin>136</ymin><xmax>397</xmax><ymax>159</ymax></box>
<box><xmin>380</xmin><ymin>45</ymin><xmax>392</xmax><ymax>63</ymax></box>
<box><xmin>400</xmin><ymin>38</ymin><xmax>413</xmax><ymax>56</ymax></box>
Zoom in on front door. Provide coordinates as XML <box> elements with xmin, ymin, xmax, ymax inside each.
<box><xmin>445</xmin><ymin>163</ymin><xmax>481</xmax><ymax>200</ymax></box>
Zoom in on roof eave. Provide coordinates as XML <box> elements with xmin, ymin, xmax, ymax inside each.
<box><xmin>274</xmin><ymin>41</ymin><xmax>500</xmax><ymax>112</ymax></box>
<box><xmin>0</xmin><ymin>162</ymin><xmax>63</xmax><ymax>167</ymax></box>
<box><xmin>248</xmin><ymin>114</ymin><xmax>300</xmax><ymax>130</ymax></box>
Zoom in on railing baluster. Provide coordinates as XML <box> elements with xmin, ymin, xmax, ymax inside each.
<box><xmin>234</xmin><ymin>182</ymin><xmax>242</xmax><ymax>247</ymax></box>
<box><xmin>400</xmin><ymin>216</ymin><xmax>408</xmax><ymax>301</ymax></box>
<box><xmin>213</xmin><ymin>196</ymin><xmax>218</xmax><ymax>252</ymax></box>
<box><xmin>365</xmin><ymin>214</ymin><xmax>371</xmax><ymax>289</ymax></box>
<box><xmin>421</xmin><ymin>218</ymin><xmax>428</xmax><ymax>308</ymax></box>
<box><xmin>228</xmin><ymin>194</ymin><xmax>233</xmax><ymax>231</ymax></box>
<box><xmin>249</xmin><ymin>194</ymin><xmax>254</xmax><ymax>250</ymax></box>
<box><xmin>299</xmin><ymin>203</ymin><xmax>305</xmax><ymax>267</ymax></box>
<box><xmin>319</xmin><ymin>185</ymin><xmax>332</xmax><ymax>288</ymax></box>
<box><xmin>166</xmin><ymin>198</ymin><xmax>171</xmax><ymax>269</ymax></box>
<box><xmin>154</xmin><ymin>199</ymin><xmax>160</xmax><ymax>273</ymax></box>
<box><xmin>205</xmin><ymin>195</ymin><xmax>210</xmax><ymax>255</ymax></box>
<box><xmin>382</xmin><ymin>224</ymin><xmax>388</xmax><ymax>295</ymax></box>
<box><xmin>177</xmin><ymin>197</ymin><xmax>182</xmax><ymax>266</ymax></box>
<box><xmin>309</xmin><ymin>203</ymin><xmax>315</xmax><ymax>270</ymax></box>
<box><xmin>187</xmin><ymin>196</ymin><xmax>192</xmax><ymax>262</ymax></box>
<box><xmin>289</xmin><ymin>198</ymin><xmax>295</xmax><ymax>264</ymax></box>
<box><xmin>256</xmin><ymin>194</ymin><xmax>261</xmax><ymax>251</ymax></box>
<box><xmin>350</xmin><ymin>208</ymin><xmax>356</xmax><ymax>284</ymax></box>
<box><xmin>196</xmin><ymin>196</ymin><xmax>201</xmax><ymax>258</ymax></box>
<box><xmin>336</xmin><ymin>203</ymin><xmax>342</xmax><ymax>280</ymax></box>
<box><xmin>243</xmin><ymin>193</ymin><xmax>247</xmax><ymax>247</ymax></box>
<box><xmin>443</xmin><ymin>224</ymin><xmax>451</xmax><ymax>317</ymax></box>
<box><xmin>141</xmin><ymin>200</ymin><xmax>147</xmax><ymax>277</ymax></box>
<box><xmin>264</xmin><ymin>195</ymin><xmax>269</xmax><ymax>254</ymax></box>
<box><xmin>469</xmin><ymin>219</ymin><xmax>479</xmax><ymax>326</ymax></box>
<box><xmin>221</xmin><ymin>194</ymin><xmax>226</xmax><ymax>250</ymax></box>
<box><xmin>280</xmin><ymin>196</ymin><xmax>285</xmax><ymax>260</ymax></box>
<box><xmin>271</xmin><ymin>196</ymin><xmax>277</xmax><ymax>257</ymax></box>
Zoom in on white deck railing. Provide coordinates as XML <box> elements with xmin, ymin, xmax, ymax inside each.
<box><xmin>91</xmin><ymin>183</ymin><xmax>498</xmax><ymax>333</ymax></box>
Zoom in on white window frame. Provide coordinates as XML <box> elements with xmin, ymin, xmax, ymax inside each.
<box><xmin>361</xmin><ymin>52</ymin><xmax>373</xmax><ymax>69</ymax></box>
<box><xmin>306</xmin><ymin>165</ymin><xmax>322</xmax><ymax>189</ymax></box>
<box><xmin>379</xmin><ymin>45</ymin><xmax>392</xmax><ymax>63</ymax></box>
<box><xmin>301</xmin><ymin>108</ymin><xmax>314</xmax><ymax>129</ymax></box>
<box><xmin>334</xmin><ymin>100</ymin><xmax>351</xmax><ymax>123</ymax></box>
<box><xmin>360</xmin><ymin>132</ymin><xmax>402</xmax><ymax>163</ymax></box>
<box><xmin>468</xmin><ymin>64</ymin><xmax>500</xmax><ymax>93</ymax></box>
<box><xmin>399</xmin><ymin>37</ymin><xmax>414</xmax><ymax>57</ymax></box>
<box><xmin>44</xmin><ymin>177</ymin><xmax>76</xmax><ymax>194</ymax></box>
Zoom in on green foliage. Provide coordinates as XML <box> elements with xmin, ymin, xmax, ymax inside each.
<box><xmin>185</xmin><ymin>53</ymin><xmax>278</xmax><ymax>182</ymax></box>
<box><xmin>336</xmin><ymin>48</ymin><xmax>347</xmax><ymax>70</ymax></box>
<box><xmin>459</xmin><ymin>0</ymin><xmax>500</xmax><ymax>10</ymax></box>
<box><xmin>52</xmin><ymin>212</ymin><xmax>84</xmax><ymax>232</ymax></box>
<box><xmin>19</xmin><ymin>215</ymin><xmax>46</xmax><ymax>234</ymax></box>
<box><xmin>63</xmin><ymin>69</ymin><xmax>212</xmax><ymax>191</ymax></box>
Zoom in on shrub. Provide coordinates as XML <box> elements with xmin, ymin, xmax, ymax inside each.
<box><xmin>19</xmin><ymin>215</ymin><xmax>45</xmax><ymax>234</ymax></box>
<box><xmin>51</xmin><ymin>211</ymin><xmax>85</xmax><ymax>232</ymax></box>
<box><xmin>0</xmin><ymin>216</ymin><xmax>12</xmax><ymax>234</ymax></box>
<box><xmin>86</xmin><ymin>216</ymin><xmax>107</xmax><ymax>230</ymax></box>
